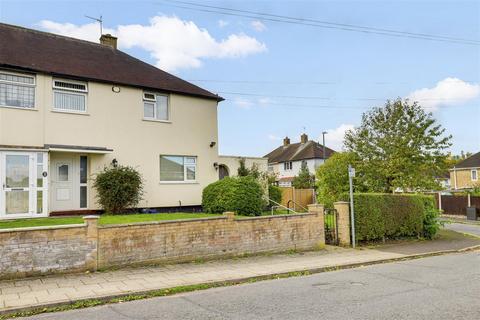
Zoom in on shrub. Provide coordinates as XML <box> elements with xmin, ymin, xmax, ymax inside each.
<box><xmin>202</xmin><ymin>176</ymin><xmax>263</xmax><ymax>216</ymax></box>
<box><xmin>341</xmin><ymin>193</ymin><xmax>436</xmax><ymax>241</ymax></box>
<box><xmin>268</xmin><ymin>185</ymin><xmax>282</xmax><ymax>208</ymax></box>
<box><xmin>93</xmin><ymin>165</ymin><xmax>144</xmax><ymax>214</ymax></box>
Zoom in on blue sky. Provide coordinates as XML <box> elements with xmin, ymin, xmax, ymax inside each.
<box><xmin>1</xmin><ymin>0</ymin><xmax>479</xmax><ymax>157</ymax></box>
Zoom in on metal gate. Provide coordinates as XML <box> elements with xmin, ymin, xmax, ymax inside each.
<box><xmin>324</xmin><ymin>209</ymin><xmax>339</xmax><ymax>245</ymax></box>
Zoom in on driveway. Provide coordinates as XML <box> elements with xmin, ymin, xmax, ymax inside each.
<box><xmin>444</xmin><ymin>222</ymin><xmax>480</xmax><ymax>237</ymax></box>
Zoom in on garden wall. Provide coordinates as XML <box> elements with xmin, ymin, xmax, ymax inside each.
<box><xmin>0</xmin><ymin>207</ymin><xmax>325</xmax><ymax>279</ymax></box>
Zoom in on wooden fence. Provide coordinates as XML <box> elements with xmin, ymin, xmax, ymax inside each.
<box><xmin>280</xmin><ymin>187</ymin><xmax>315</xmax><ymax>212</ymax></box>
<box><xmin>435</xmin><ymin>194</ymin><xmax>480</xmax><ymax>216</ymax></box>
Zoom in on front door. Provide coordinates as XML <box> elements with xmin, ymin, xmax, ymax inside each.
<box><xmin>50</xmin><ymin>154</ymin><xmax>88</xmax><ymax>212</ymax></box>
<box><xmin>0</xmin><ymin>152</ymin><xmax>48</xmax><ymax>218</ymax></box>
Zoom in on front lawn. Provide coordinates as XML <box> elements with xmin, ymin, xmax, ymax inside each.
<box><xmin>0</xmin><ymin>213</ymin><xmax>221</xmax><ymax>229</ymax></box>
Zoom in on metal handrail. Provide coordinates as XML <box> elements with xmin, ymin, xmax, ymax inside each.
<box><xmin>269</xmin><ymin>199</ymin><xmax>298</xmax><ymax>215</ymax></box>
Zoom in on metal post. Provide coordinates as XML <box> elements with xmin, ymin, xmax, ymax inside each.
<box><xmin>438</xmin><ymin>192</ymin><xmax>442</xmax><ymax>211</ymax></box>
<box><xmin>348</xmin><ymin>165</ymin><xmax>356</xmax><ymax>248</ymax></box>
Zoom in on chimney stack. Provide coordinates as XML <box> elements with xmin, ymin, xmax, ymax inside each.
<box><xmin>100</xmin><ymin>34</ymin><xmax>117</xmax><ymax>49</ymax></box>
<box><xmin>283</xmin><ymin>136</ymin><xmax>290</xmax><ymax>146</ymax></box>
<box><xmin>300</xmin><ymin>133</ymin><xmax>308</xmax><ymax>144</ymax></box>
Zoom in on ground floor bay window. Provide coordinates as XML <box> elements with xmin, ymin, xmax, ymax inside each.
<box><xmin>0</xmin><ymin>151</ymin><xmax>48</xmax><ymax>218</ymax></box>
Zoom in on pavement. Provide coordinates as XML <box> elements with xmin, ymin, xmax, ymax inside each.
<box><xmin>22</xmin><ymin>252</ymin><xmax>480</xmax><ymax>320</ymax></box>
<box><xmin>1</xmin><ymin>226</ymin><xmax>480</xmax><ymax>317</ymax></box>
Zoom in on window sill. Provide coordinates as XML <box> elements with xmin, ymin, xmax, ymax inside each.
<box><xmin>143</xmin><ymin>118</ymin><xmax>172</xmax><ymax>124</ymax></box>
<box><xmin>159</xmin><ymin>181</ymin><xmax>198</xmax><ymax>185</ymax></box>
<box><xmin>51</xmin><ymin>109</ymin><xmax>89</xmax><ymax>116</ymax></box>
<box><xmin>0</xmin><ymin>105</ymin><xmax>37</xmax><ymax>111</ymax></box>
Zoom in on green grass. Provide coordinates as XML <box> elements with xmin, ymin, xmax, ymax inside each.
<box><xmin>0</xmin><ymin>213</ymin><xmax>221</xmax><ymax>229</ymax></box>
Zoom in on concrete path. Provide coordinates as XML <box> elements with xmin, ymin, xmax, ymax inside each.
<box><xmin>24</xmin><ymin>252</ymin><xmax>480</xmax><ymax>320</ymax></box>
<box><xmin>1</xmin><ymin>228</ymin><xmax>479</xmax><ymax>315</ymax></box>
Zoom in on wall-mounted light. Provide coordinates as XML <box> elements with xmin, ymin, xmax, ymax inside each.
<box><xmin>210</xmin><ymin>141</ymin><xmax>216</xmax><ymax>148</ymax></box>
<box><xmin>111</xmin><ymin>158</ymin><xmax>118</xmax><ymax>167</ymax></box>
<box><xmin>112</xmin><ymin>86</ymin><xmax>121</xmax><ymax>93</ymax></box>
<box><xmin>213</xmin><ymin>162</ymin><xmax>219</xmax><ymax>170</ymax></box>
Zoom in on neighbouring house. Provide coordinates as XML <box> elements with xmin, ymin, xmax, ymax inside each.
<box><xmin>264</xmin><ymin>134</ymin><xmax>335</xmax><ymax>187</ymax></box>
<box><xmin>435</xmin><ymin>171</ymin><xmax>451</xmax><ymax>190</ymax></box>
<box><xmin>0</xmin><ymin>23</ymin><xmax>265</xmax><ymax>219</ymax></box>
<box><xmin>450</xmin><ymin>151</ymin><xmax>480</xmax><ymax>190</ymax></box>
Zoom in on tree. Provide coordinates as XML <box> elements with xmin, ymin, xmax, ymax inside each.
<box><xmin>237</xmin><ymin>158</ymin><xmax>250</xmax><ymax>176</ymax></box>
<box><xmin>316</xmin><ymin>152</ymin><xmax>363</xmax><ymax>207</ymax></box>
<box><xmin>292</xmin><ymin>161</ymin><xmax>315</xmax><ymax>189</ymax></box>
<box><xmin>344</xmin><ymin>99</ymin><xmax>452</xmax><ymax>193</ymax></box>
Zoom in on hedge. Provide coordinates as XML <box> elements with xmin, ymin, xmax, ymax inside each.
<box><xmin>202</xmin><ymin>176</ymin><xmax>264</xmax><ymax>216</ymax></box>
<box><xmin>342</xmin><ymin>193</ymin><xmax>436</xmax><ymax>241</ymax></box>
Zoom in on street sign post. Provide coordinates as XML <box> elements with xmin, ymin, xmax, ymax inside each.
<box><xmin>348</xmin><ymin>164</ymin><xmax>356</xmax><ymax>248</ymax></box>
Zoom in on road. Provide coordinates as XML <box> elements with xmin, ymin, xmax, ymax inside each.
<box><xmin>26</xmin><ymin>251</ymin><xmax>480</xmax><ymax>320</ymax></box>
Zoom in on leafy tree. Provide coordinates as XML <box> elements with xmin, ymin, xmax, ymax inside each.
<box><xmin>344</xmin><ymin>99</ymin><xmax>452</xmax><ymax>193</ymax></box>
<box><xmin>93</xmin><ymin>164</ymin><xmax>144</xmax><ymax>214</ymax></box>
<box><xmin>316</xmin><ymin>152</ymin><xmax>364</xmax><ymax>207</ymax></box>
<box><xmin>237</xmin><ymin>158</ymin><xmax>250</xmax><ymax>176</ymax></box>
<box><xmin>292</xmin><ymin>161</ymin><xmax>315</xmax><ymax>189</ymax></box>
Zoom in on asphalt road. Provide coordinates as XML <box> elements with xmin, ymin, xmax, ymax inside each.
<box><xmin>26</xmin><ymin>251</ymin><xmax>480</xmax><ymax>320</ymax></box>
<box><xmin>445</xmin><ymin>222</ymin><xmax>480</xmax><ymax>237</ymax></box>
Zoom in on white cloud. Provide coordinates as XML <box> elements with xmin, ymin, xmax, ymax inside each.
<box><xmin>258</xmin><ymin>97</ymin><xmax>273</xmax><ymax>106</ymax></box>
<box><xmin>322</xmin><ymin>124</ymin><xmax>355</xmax><ymax>151</ymax></box>
<box><xmin>268</xmin><ymin>134</ymin><xmax>282</xmax><ymax>141</ymax></box>
<box><xmin>407</xmin><ymin>77</ymin><xmax>480</xmax><ymax>111</ymax></box>
<box><xmin>218</xmin><ymin>19</ymin><xmax>229</xmax><ymax>28</ymax></box>
<box><xmin>38</xmin><ymin>15</ymin><xmax>266</xmax><ymax>72</ymax></box>
<box><xmin>233</xmin><ymin>97</ymin><xmax>254</xmax><ymax>109</ymax></box>
<box><xmin>251</xmin><ymin>20</ymin><xmax>266</xmax><ymax>32</ymax></box>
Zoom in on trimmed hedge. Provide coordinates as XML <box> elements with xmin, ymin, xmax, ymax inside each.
<box><xmin>342</xmin><ymin>193</ymin><xmax>436</xmax><ymax>241</ymax></box>
<box><xmin>202</xmin><ymin>176</ymin><xmax>263</xmax><ymax>216</ymax></box>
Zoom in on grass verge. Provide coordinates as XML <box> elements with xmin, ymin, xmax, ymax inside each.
<box><xmin>0</xmin><ymin>213</ymin><xmax>221</xmax><ymax>229</ymax></box>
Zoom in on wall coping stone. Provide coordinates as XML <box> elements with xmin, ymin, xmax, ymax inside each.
<box><xmin>333</xmin><ymin>201</ymin><xmax>349</xmax><ymax>204</ymax></box>
<box><xmin>0</xmin><ymin>223</ymin><xmax>86</xmax><ymax>233</ymax></box>
<box><xmin>98</xmin><ymin>216</ymin><xmax>228</xmax><ymax>229</ymax></box>
<box><xmin>236</xmin><ymin>213</ymin><xmax>315</xmax><ymax>221</ymax></box>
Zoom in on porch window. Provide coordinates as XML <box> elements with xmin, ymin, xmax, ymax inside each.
<box><xmin>143</xmin><ymin>92</ymin><xmax>169</xmax><ymax>121</ymax></box>
<box><xmin>160</xmin><ymin>155</ymin><xmax>196</xmax><ymax>182</ymax></box>
<box><xmin>53</xmin><ymin>79</ymin><xmax>88</xmax><ymax>112</ymax></box>
<box><xmin>0</xmin><ymin>71</ymin><xmax>35</xmax><ymax>109</ymax></box>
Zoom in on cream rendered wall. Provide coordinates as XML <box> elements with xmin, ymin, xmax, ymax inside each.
<box><xmin>218</xmin><ymin>156</ymin><xmax>268</xmax><ymax>177</ymax></box>
<box><xmin>0</xmin><ymin>72</ymin><xmax>220</xmax><ymax>209</ymax></box>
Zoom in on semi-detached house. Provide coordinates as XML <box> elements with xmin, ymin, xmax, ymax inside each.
<box><xmin>0</xmin><ymin>23</ymin><xmax>266</xmax><ymax>219</ymax></box>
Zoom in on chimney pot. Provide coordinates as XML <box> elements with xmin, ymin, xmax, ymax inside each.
<box><xmin>301</xmin><ymin>133</ymin><xmax>308</xmax><ymax>144</ymax></box>
<box><xmin>100</xmin><ymin>34</ymin><xmax>118</xmax><ymax>49</ymax></box>
<box><xmin>283</xmin><ymin>136</ymin><xmax>290</xmax><ymax>146</ymax></box>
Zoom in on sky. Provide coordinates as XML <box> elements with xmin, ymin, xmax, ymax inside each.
<box><xmin>1</xmin><ymin>0</ymin><xmax>479</xmax><ymax>157</ymax></box>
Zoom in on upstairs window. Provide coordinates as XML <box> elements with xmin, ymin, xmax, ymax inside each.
<box><xmin>53</xmin><ymin>79</ymin><xmax>88</xmax><ymax>112</ymax></box>
<box><xmin>284</xmin><ymin>161</ymin><xmax>293</xmax><ymax>171</ymax></box>
<box><xmin>143</xmin><ymin>92</ymin><xmax>169</xmax><ymax>121</ymax></box>
<box><xmin>472</xmin><ymin>169</ymin><xmax>478</xmax><ymax>181</ymax></box>
<box><xmin>0</xmin><ymin>71</ymin><xmax>35</xmax><ymax>109</ymax></box>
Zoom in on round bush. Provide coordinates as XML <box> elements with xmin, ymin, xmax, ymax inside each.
<box><xmin>93</xmin><ymin>165</ymin><xmax>144</xmax><ymax>214</ymax></box>
<box><xmin>202</xmin><ymin>177</ymin><xmax>263</xmax><ymax>216</ymax></box>
<box><xmin>268</xmin><ymin>185</ymin><xmax>282</xmax><ymax>208</ymax></box>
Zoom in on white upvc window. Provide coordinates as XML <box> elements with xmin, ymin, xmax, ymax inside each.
<box><xmin>0</xmin><ymin>70</ymin><xmax>36</xmax><ymax>109</ymax></box>
<box><xmin>472</xmin><ymin>169</ymin><xmax>478</xmax><ymax>181</ymax></box>
<box><xmin>284</xmin><ymin>161</ymin><xmax>293</xmax><ymax>171</ymax></box>
<box><xmin>53</xmin><ymin>79</ymin><xmax>88</xmax><ymax>113</ymax></box>
<box><xmin>160</xmin><ymin>155</ymin><xmax>196</xmax><ymax>182</ymax></box>
<box><xmin>143</xmin><ymin>92</ymin><xmax>169</xmax><ymax>121</ymax></box>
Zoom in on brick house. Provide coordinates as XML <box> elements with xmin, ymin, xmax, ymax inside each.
<box><xmin>450</xmin><ymin>152</ymin><xmax>480</xmax><ymax>190</ymax></box>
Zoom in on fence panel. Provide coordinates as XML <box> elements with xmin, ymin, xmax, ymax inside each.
<box><xmin>279</xmin><ymin>187</ymin><xmax>315</xmax><ymax>212</ymax></box>
<box><xmin>441</xmin><ymin>195</ymin><xmax>468</xmax><ymax>215</ymax></box>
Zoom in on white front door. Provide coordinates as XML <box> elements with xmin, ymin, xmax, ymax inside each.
<box><xmin>50</xmin><ymin>154</ymin><xmax>88</xmax><ymax>212</ymax></box>
<box><xmin>0</xmin><ymin>152</ymin><xmax>48</xmax><ymax>218</ymax></box>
